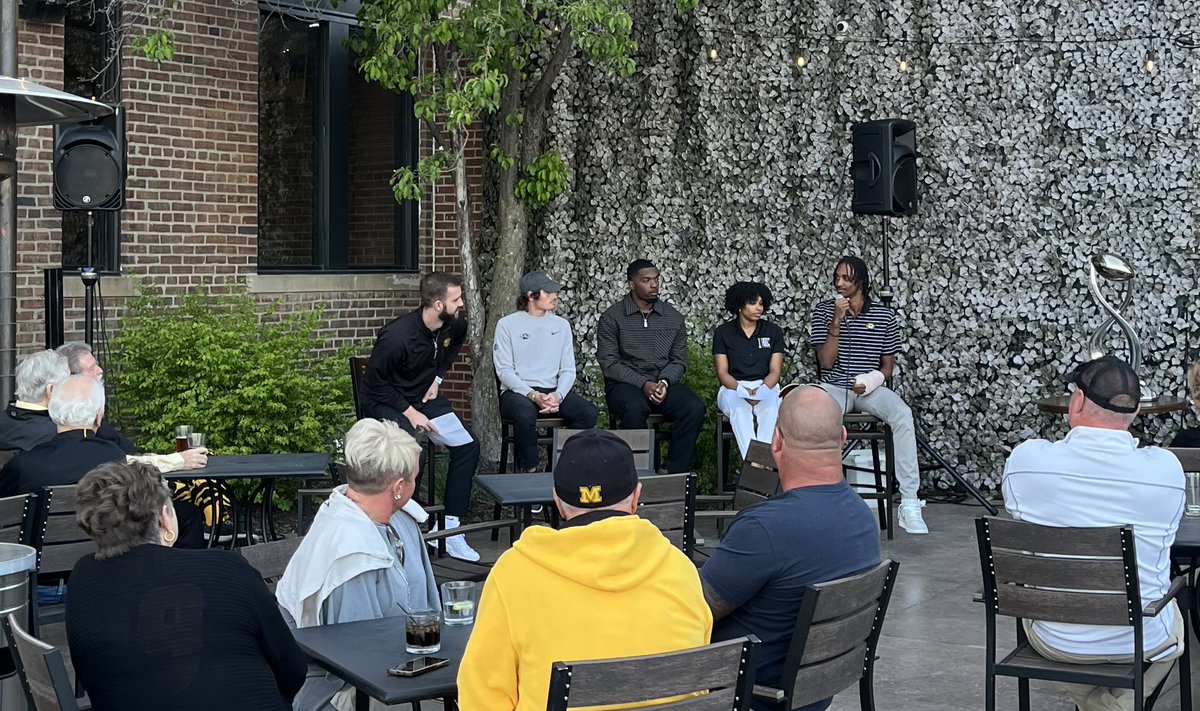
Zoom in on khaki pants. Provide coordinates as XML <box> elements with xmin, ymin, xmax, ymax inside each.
<box><xmin>1024</xmin><ymin>606</ymin><xmax>1185</xmax><ymax>711</ymax></box>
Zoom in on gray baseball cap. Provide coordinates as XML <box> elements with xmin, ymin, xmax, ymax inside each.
<box><xmin>520</xmin><ymin>271</ymin><xmax>563</xmax><ymax>294</ymax></box>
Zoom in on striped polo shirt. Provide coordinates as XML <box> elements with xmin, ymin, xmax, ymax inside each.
<box><xmin>596</xmin><ymin>294</ymin><xmax>689</xmax><ymax>387</ymax></box>
<box><xmin>810</xmin><ymin>299</ymin><xmax>900</xmax><ymax>388</ymax></box>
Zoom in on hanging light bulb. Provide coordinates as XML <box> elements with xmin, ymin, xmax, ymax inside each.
<box><xmin>1143</xmin><ymin>51</ymin><xmax>1158</xmax><ymax>74</ymax></box>
<box><xmin>708</xmin><ymin>48</ymin><xmax>719</xmax><ymax>62</ymax></box>
<box><xmin>795</xmin><ymin>53</ymin><xmax>809</xmax><ymax>69</ymax></box>
<box><xmin>898</xmin><ymin>58</ymin><xmax>910</xmax><ymax>73</ymax></box>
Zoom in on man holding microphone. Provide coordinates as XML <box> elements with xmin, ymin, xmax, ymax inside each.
<box><xmin>809</xmin><ymin>255</ymin><xmax>928</xmax><ymax>534</ymax></box>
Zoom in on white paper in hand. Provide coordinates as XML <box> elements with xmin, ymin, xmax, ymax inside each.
<box><xmin>426</xmin><ymin>413</ymin><xmax>473</xmax><ymax>447</ymax></box>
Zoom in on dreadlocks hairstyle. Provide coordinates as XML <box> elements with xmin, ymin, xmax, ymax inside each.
<box><xmin>833</xmin><ymin>256</ymin><xmax>873</xmax><ymax>309</ymax></box>
<box><xmin>723</xmin><ymin>281</ymin><xmax>773</xmax><ymax>316</ymax></box>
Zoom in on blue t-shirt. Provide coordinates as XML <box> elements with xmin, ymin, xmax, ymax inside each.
<box><xmin>701</xmin><ymin>482</ymin><xmax>880</xmax><ymax>710</ymax></box>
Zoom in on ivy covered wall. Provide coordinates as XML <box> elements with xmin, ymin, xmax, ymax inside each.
<box><xmin>534</xmin><ymin>0</ymin><xmax>1199</xmax><ymax>490</ymax></box>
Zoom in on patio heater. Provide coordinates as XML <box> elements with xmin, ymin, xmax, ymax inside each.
<box><xmin>0</xmin><ymin>1</ymin><xmax>113</xmax><ymax>406</ymax></box>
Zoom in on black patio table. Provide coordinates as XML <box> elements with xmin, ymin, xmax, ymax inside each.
<box><xmin>293</xmin><ymin>615</ymin><xmax>470</xmax><ymax>710</ymax></box>
<box><xmin>1171</xmin><ymin>516</ymin><xmax>1200</xmax><ymax>638</ymax></box>
<box><xmin>477</xmin><ymin>470</ymin><xmax>655</xmax><ymax>534</ymax></box>
<box><xmin>165</xmin><ymin>453</ymin><xmax>331</xmax><ymax>544</ymax></box>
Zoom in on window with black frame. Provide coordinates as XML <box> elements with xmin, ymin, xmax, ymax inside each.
<box><xmin>258</xmin><ymin>8</ymin><xmax>419</xmax><ymax>272</ymax></box>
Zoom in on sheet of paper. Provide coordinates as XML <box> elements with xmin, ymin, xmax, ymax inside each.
<box><xmin>426</xmin><ymin>413</ymin><xmax>473</xmax><ymax>447</ymax></box>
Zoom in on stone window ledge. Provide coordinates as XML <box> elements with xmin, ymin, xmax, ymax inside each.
<box><xmin>247</xmin><ymin>273</ymin><xmax>420</xmax><ymax>294</ymax></box>
<box><xmin>62</xmin><ymin>273</ymin><xmax>419</xmax><ymax>298</ymax></box>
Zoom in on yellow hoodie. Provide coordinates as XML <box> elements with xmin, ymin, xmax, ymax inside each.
<box><xmin>457</xmin><ymin>512</ymin><xmax>713</xmax><ymax>711</ymax></box>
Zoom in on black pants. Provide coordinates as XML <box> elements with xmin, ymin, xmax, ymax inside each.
<box><xmin>499</xmin><ymin>389</ymin><xmax>599</xmax><ymax>470</ymax></box>
<box><xmin>369</xmin><ymin>397</ymin><xmax>479</xmax><ymax>518</ymax></box>
<box><xmin>605</xmin><ymin>381</ymin><xmax>705</xmax><ymax>474</ymax></box>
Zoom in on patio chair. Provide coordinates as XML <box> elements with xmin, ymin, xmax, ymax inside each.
<box><xmin>975</xmin><ymin>517</ymin><xmax>1192</xmax><ymax>711</ymax></box>
<box><xmin>714</xmin><ymin>412</ymin><xmax>740</xmax><ymax>492</ymax></box>
<box><xmin>238</xmin><ymin>536</ymin><xmax>304</xmax><ymax>594</ymax></box>
<box><xmin>751</xmin><ymin>560</ymin><xmax>899</xmax><ymax>710</ymax></box>
<box><xmin>496</xmin><ymin>375</ymin><xmax>567</xmax><ymax>473</ymax></box>
<box><xmin>636</xmin><ymin>473</ymin><xmax>696</xmax><ymax>558</ymax></box>
<box><xmin>694</xmin><ymin>440</ymin><xmax>779</xmax><ymax>559</ymax></box>
<box><xmin>551</xmin><ymin>428</ymin><xmax>655</xmax><ymax>471</ymax></box>
<box><xmin>0</xmin><ymin>492</ymin><xmax>37</xmax><ymax>547</ymax></box>
<box><xmin>30</xmin><ymin>486</ymin><xmax>95</xmax><ymax>632</ymax></box>
<box><xmin>545</xmin><ymin>635</ymin><xmax>759</xmax><ymax>711</ymax></box>
<box><xmin>3</xmin><ymin>613</ymin><xmax>82</xmax><ymax>711</ymax></box>
<box><xmin>423</xmin><ymin>515</ymin><xmax>518</xmax><ymax>586</ymax></box>
<box><xmin>787</xmin><ymin>380</ymin><xmax>897</xmax><ymax>540</ymax></box>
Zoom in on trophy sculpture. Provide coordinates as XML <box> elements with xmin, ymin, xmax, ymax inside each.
<box><xmin>1086</xmin><ymin>252</ymin><xmax>1155</xmax><ymax>401</ymax></box>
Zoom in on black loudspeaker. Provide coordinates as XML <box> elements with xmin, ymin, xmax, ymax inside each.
<box><xmin>53</xmin><ymin>104</ymin><xmax>125</xmax><ymax>211</ymax></box>
<box><xmin>850</xmin><ymin>118</ymin><xmax>918</xmax><ymax>216</ymax></box>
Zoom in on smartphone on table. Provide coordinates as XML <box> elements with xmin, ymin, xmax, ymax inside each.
<box><xmin>387</xmin><ymin>656</ymin><xmax>450</xmax><ymax>677</ymax></box>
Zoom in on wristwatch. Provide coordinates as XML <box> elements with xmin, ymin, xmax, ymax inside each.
<box><xmin>527</xmin><ymin>391</ymin><xmax>541</xmax><ymax>401</ymax></box>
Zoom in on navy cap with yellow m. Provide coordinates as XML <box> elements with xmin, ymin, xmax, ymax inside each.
<box><xmin>552</xmin><ymin>429</ymin><xmax>638</xmax><ymax>508</ymax></box>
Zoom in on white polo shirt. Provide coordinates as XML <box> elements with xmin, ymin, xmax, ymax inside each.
<box><xmin>1002</xmin><ymin>426</ymin><xmax>1185</xmax><ymax>656</ymax></box>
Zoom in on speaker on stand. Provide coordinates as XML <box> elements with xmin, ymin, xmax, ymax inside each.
<box><xmin>848</xmin><ymin>118</ymin><xmax>997</xmax><ymax>514</ymax></box>
<box><xmin>52</xmin><ymin>103</ymin><xmax>124</xmax><ymax>347</ymax></box>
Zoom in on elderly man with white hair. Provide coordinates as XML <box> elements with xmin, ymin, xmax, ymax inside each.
<box><xmin>277</xmin><ymin>417</ymin><xmax>439</xmax><ymax>711</ymax></box>
<box><xmin>0</xmin><ymin>350</ymin><xmax>70</xmax><ymax>451</ymax></box>
<box><xmin>56</xmin><ymin>341</ymin><xmax>136</xmax><ymax>453</ymax></box>
<box><xmin>0</xmin><ymin>376</ymin><xmax>128</xmax><ymax>496</ymax></box>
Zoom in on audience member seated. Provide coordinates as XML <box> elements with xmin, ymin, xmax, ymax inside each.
<box><xmin>1171</xmin><ymin>360</ymin><xmax>1200</xmax><ymax>448</ymax></box>
<box><xmin>700</xmin><ymin>385</ymin><xmax>881</xmax><ymax>711</ymax></box>
<box><xmin>0</xmin><ymin>375</ymin><xmax>208</xmax><ymax>546</ymax></box>
<box><xmin>56</xmin><ymin>341</ymin><xmax>136</xmax><ymax>453</ymax></box>
<box><xmin>1</xmin><ymin>345</ymin><xmax>208</xmax><ymax>476</ymax></box>
<box><xmin>1003</xmin><ymin>356</ymin><xmax>1185</xmax><ymax>711</ymax></box>
<box><xmin>0</xmin><ymin>376</ymin><xmax>128</xmax><ymax>497</ymax></box>
<box><xmin>458</xmin><ymin>429</ymin><xmax>712</xmax><ymax>711</ymax></box>
<box><xmin>0</xmin><ymin>350</ymin><xmax>70</xmax><ymax>451</ymax></box>
<box><xmin>66</xmin><ymin>461</ymin><xmax>306</xmax><ymax>711</ymax></box>
<box><xmin>277</xmin><ymin>418</ymin><xmax>439</xmax><ymax>711</ymax></box>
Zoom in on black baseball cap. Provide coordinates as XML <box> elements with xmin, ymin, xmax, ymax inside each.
<box><xmin>1064</xmin><ymin>355</ymin><xmax>1140</xmax><ymax>414</ymax></box>
<box><xmin>519</xmin><ymin>271</ymin><xmax>563</xmax><ymax>294</ymax></box>
<box><xmin>553</xmin><ymin>429</ymin><xmax>637</xmax><ymax>509</ymax></box>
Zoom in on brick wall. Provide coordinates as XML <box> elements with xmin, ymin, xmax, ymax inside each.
<box><xmin>15</xmin><ymin>6</ymin><xmax>484</xmax><ymax>418</ymax></box>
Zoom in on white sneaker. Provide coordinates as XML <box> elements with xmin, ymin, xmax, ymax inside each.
<box><xmin>897</xmin><ymin>500</ymin><xmax>929</xmax><ymax>534</ymax></box>
<box><xmin>432</xmin><ymin>515</ymin><xmax>481</xmax><ymax>562</ymax></box>
<box><xmin>444</xmin><ymin>534</ymin><xmax>481</xmax><ymax>562</ymax></box>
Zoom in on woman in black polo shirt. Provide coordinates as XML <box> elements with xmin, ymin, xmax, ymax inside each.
<box><xmin>712</xmin><ymin>281</ymin><xmax>786</xmax><ymax>458</ymax></box>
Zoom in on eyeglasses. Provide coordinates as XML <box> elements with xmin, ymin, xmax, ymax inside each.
<box><xmin>385</xmin><ymin>524</ymin><xmax>405</xmax><ymax>566</ymax></box>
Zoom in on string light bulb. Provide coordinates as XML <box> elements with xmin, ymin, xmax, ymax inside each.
<box><xmin>794</xmin><ymin>54</ymin><xmax>809</xmax><ymax>69</ymax></box>
<box><xmin>898</xmin><ymin>58</ymin><xmax>910</xmax><ymax>72</ymax></box>
<box><xmin>1143</xmin><ymin>51</ymin><xmax>1157</xmax><ymax>74</ymax></box>
<box><xmin>708</xmin><ymin>48</ymin><xmax>719</xmax><ymax>61</ymax></box>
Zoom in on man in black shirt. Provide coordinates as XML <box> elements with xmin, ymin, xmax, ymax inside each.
<box><xmin>596</xmin><ymin>260</ymin><xmax>705</xmax><ymax>474</ymax></box>
<box><xmin>363</xmin><ymin>271</ymin><xmax>481</xmax><ymax>561</ymax></box>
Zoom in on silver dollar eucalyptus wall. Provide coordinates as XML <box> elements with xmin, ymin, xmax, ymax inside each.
<box><xmin>532</xmin><ymin>0</ymin><xmax>1199</xmax><ymax>490</ymax></box>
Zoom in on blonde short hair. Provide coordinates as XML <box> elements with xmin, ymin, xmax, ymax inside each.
<box><xmin>343</xmin><ymin>418</ymin><xmax>422</xmax><ymax>494</ymax></box>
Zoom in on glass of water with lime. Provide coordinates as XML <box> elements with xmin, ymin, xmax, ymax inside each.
<box><xmin>440</xmin><ymin>581</ymin><xmax>478</xmax><ymax>626</ymax></box>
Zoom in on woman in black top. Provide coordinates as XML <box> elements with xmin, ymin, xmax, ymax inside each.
<box><xmin>65</xmin><ymin>461</ymin><xmax>307</xmax><ymax>711</ymax></box>
<box><xmin>712</xmin><ymin>281</ymin><xmax>786</xmax><ymax>458</ymax></box>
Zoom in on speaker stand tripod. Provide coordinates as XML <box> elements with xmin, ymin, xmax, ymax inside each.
<box><xmin>877</xmin><ymin>217</ymin><xmax>998</xmax><ymax>515</ymax></box>
<box><xmin>81</xmin><ymin>210</ymin><xmax>99</xmax><ymax>345</ymax></box>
